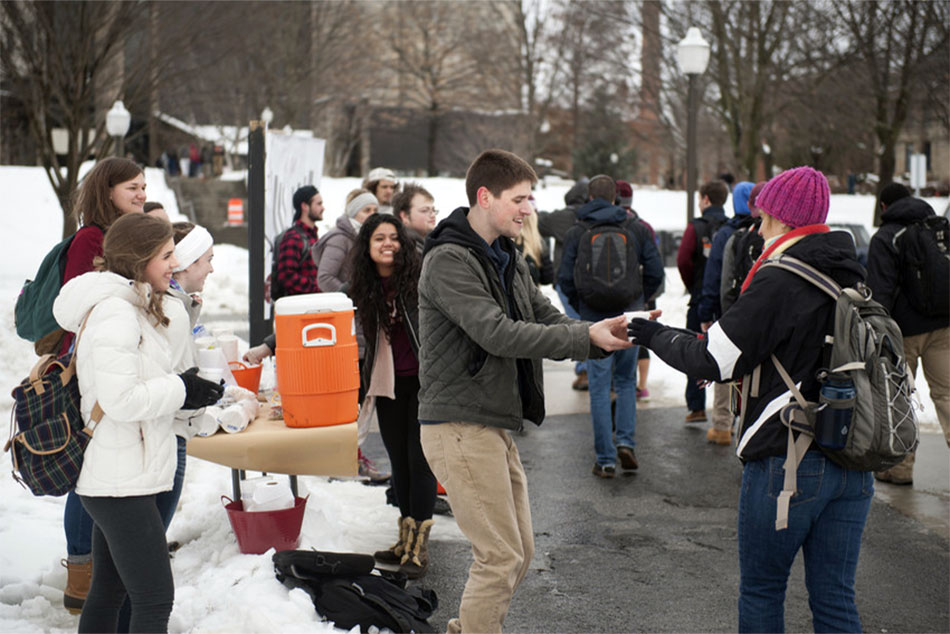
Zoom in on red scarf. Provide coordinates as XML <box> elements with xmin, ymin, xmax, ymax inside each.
<box><xmin>740</xmin><ymin>224</ymin><xmax>830</xmax><ymax>294</ymax></box>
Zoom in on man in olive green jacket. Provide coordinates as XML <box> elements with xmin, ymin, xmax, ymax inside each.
<box><xmin>418</xmin><ymin>149</ymin><xmax>632</xmax><ymax>633</ymax></box>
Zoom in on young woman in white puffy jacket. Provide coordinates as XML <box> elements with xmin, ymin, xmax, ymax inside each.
<box><xmin>53</xmin><ymin>213</ymin><xmax>223</xmax><ymax>633</ymax></box>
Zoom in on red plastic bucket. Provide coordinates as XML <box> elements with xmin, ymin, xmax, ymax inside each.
<box><xmin>228</xmin><ymin>361</ymin><xmax>262</xmax><ymax>394</ymax></box>
<box><xmin>221</xmin><ymin>495</ymin><xmax>307</xmax><ymax>554</ymax></box>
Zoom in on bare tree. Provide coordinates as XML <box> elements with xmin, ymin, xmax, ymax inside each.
<box><xmin>389</xmin><ymin>1</ymin><xmax>515</xmax><ymax>175</ymax></box>
<box><xmin>1</xmin><ymin>1</ymin><xmax>137</xmax><ymax>236</ymax></box>
<box><xmin>1</xmin><ymin>1</ymin><xmax>242</xmax><ymax>237</ymax></box>
<box><xmin>490</xmin><ymin>0</ymin><xmax>570</xmax><ymax>164</ymax></box>
<box><xmin>833</xmin><ymin>0</ymin><xmax>950</xmax><ymax>223</ymax></box>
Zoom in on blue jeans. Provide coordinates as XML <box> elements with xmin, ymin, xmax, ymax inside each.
<box><xmin>738</xmin><ymin>452</ymin><xmax>873</xmax><ymax>633</ymax></box>
<box><xmin>64</xmin><ymin>489</ymin><xmax>94</xmax><ymax>557</ymax></box>
<box><xmin>685</xmin><ymin>304</ymin><xmax>706</xmax><ymax>411</ymax></box>
<box><xmin>556</xmin><ymin>285</ymin><xmax>586</xmax><ymax>375</ymax></box>
<box><xmin>155</xmin><ymin>436</ymin><xmax>188</xmax><ymax>531</ymax></box>
<box><xmin>587</xmin><ymin>345</ymin><xmax>638</xmax><ymax>466</ymax></box>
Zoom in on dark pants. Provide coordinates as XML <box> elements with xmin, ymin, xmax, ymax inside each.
<box><xmin>78</xmin><ymin>495</ymin><xmax>174</xmax><ymax>633</ymax></box>
<box><xmin>685</xmin><ymin>304</ymin><xmax>706</xmax><ymax>412</ymax></box>
<box><xmin>376</xmin><ymin>375</ymin><xmax>437</xmax><ymax>521</ymax></box>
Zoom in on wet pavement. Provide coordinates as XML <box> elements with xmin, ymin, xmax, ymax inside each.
<box><xmin>414</xmin><ymin>362</ymin><xmax>950</xmax><ymax>633</ymax></box>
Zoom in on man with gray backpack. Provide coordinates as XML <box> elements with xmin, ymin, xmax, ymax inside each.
<box><xmin>628</xmin><ymin>166</ymin><xmax>917</xmax><ymax>632</ymax></box>
<box><xmin>867</xmin><ymin>185</ymin><xmax>950</xmax><ymax>485</ymax></box>
<box><xmin>558</xmin><ymin>174</ymin><xmax>664</xmax><ymax>477</ymax></box>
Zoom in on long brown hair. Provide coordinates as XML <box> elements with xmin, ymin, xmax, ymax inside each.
<box><xmin>74</xmin><ymin>158</ymin><xmax>144</xmax><ymax>230</ymax></box>
<box><xmin>96</xmin><ymin>213</ymin><xmax>173</xmax><ymax>327</ymax></box>
<box><xmin>347</xmin><ymin>214</ymin><xmax>420</xmax><ymax>339</ymax></box>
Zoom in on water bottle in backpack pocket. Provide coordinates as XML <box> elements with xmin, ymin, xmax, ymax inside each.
<box><xmin>814</xmin><ymin>370</ymin><xmax>856</xmax><ymax>451</ymax></box>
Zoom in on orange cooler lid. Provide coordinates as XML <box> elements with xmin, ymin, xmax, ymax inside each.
<box><xmin>274</xmin><ymin>292</ymin><xmax>353</xmax><ymax>316</ymax></box>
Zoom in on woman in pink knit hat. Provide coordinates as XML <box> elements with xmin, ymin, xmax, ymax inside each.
<box><xmin>629</xmin><ymin>166</ymin><xmax>874</xmax><ymax>632</ymax></box>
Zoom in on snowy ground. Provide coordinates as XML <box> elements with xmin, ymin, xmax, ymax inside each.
<box><xmin>0</xmin><ymin>166</ymin><xmax>941</xmax><ymax>632</ymax></box>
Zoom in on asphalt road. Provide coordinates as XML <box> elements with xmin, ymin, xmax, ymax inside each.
<box><xmin>405</xmin><ymin>408</ymin><xmax>950</xmax><ymax>633</ymax></box>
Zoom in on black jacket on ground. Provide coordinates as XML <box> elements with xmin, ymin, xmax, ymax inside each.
<box><xmin>867</xmin><ymin>197</ymin><xmax>949</xmax><ymax>337</ymax></box>
<box><xmin>645</xmin><ymin>230</ymin><xmax>865</xmax><ymax>461</ymax></box>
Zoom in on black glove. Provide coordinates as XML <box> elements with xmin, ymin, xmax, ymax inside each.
<box><xmin>179</xmin><ymin>367</ymin><xmax>225</xmax><ymax>409</ymax></box>
<box><xmin>627</xmin><ymin>318</ymin><xmax>664</xmax><ymax>348</ymax></box>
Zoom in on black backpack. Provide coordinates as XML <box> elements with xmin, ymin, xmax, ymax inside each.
<box><xmin>892</xmin><ymin>215</ymin><xmax>950</xmax><ymax>317</ymax></box>
<box><xmin>269</xmin><ymin>225</ymin><xmax>314</xmax><ymax>303</ymax></box>
<box><xmin>693</xmin><ymin>214</ymin><xmax>727</xmax><ymax>261</ymax></box>
<box><xmin>573</xmin><ymin>218</ymin><xmax>643</xmax><ymax>312</ymax></box>
<box><xmin>722</xmin><ymin>220</ymin><xmax>764</xmax><ymax>312</ymax></box>
<box><xmin>273</xmin><ymin>550</ymin><xmax>437</xmax><ymax>633</ymax></box>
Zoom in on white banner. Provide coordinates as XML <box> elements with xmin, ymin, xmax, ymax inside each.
<box><xmin>263</xmin><ymin>132</ymin><xmax>326</xmax><ymax>280</ymax></box>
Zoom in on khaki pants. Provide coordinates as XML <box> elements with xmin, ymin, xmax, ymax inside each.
<box><xmin>887</xmin><ymin>327</ymin><xmax>950</xmax><ymax>478</ymax></box>
<box><xmin>420</xmin><ymin>423</ymin><xmax>534</xmax><ymax>634</ymax></box>
<box><xmin>711</xmin><ymin>381</ymin><xmax>734</xmax><ymax>432</ymax></box>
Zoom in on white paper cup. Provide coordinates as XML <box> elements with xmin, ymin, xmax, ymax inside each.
<box><xmin>216</xmin><ymin>334</ymin><xmax>239</xmax><ymax>363</ymax></box>
<box><xmin>624</xmin><ymin>310</ymin><xmax>653</xmax><ymax>322</ymax></box>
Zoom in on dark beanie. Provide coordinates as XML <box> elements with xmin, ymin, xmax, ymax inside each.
<box><xmin>292</xmin><ymin>185</ymin><xmax>319</xmax><ymax>220</ymax></box>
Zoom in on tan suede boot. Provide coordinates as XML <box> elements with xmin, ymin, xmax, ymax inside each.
<box><xmin>62</xmin><ymin>559</ymin><xmax>92</xmax><ymax>614</ymax></box>
<box><xmin>373</xmin><ymin>516</ymin><xmax>409</xmax><ymax>564</ymax></box>
<box><xmin>400</xmin><ymin>518</ymin><xmax>434</xmax><ymax>579</ymax></box>
<box><xmin>875</xmin><ymin>452</ymin><xmax>915</xmax><ymax>485</ymax></box>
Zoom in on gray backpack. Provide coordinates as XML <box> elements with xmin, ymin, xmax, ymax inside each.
<box><xmin>746</xmin><ymin>255</ymin><xmax>918</xmax><ymax>530</ymax></box>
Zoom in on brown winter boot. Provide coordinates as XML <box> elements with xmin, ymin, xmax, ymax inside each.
<box><xmin>400</xmin><ymin>518</ymin><xmax>434</xmax><ymax>579</ymax></box>
<box><xmin>62</xmin><ymin>558</ymin><xmax>92</xmax><ymax>614</ymax></box>
<box><xmin>373</xmin><ymin>517</ymin><xmax>409</xmax><ymax>565</ymax></box>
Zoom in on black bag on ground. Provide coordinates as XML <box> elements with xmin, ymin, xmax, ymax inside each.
<box><xmin>273</xmin><ymin>550</ymin><xmax>438</xmax><ymax>633</ymax></box>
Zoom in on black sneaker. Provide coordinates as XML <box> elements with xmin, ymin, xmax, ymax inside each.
<box><xmin>592</xmin><ymin>463</ymin><xmax>616</xmax><ymax>478</ymax></box>
<box><xmin>617</xmin><ymin>446</ymin><xmax>639</xmax><ymax>470</ymax></box>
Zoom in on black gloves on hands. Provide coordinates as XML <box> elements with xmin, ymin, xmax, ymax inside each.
<box><xmin>627</xmin><ymin>318</ymin><xmax>663</xmax><ymax>348</ymax></box>
<box><xmin>179</xmin><ymin>367</ymin><xmax>225</xmax><ymax>409</ymax></box>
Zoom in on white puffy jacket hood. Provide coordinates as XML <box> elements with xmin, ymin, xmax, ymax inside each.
<box><xmin>54</xmin><ymin>271</ymin><xmax>187</xmax><ymax>497</ymax></box>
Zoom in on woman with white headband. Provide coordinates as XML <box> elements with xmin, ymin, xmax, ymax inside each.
<box><xmin>155</xmin><ymin>222</ymin><xmax>216</xmax><ymax>539</ymax></box>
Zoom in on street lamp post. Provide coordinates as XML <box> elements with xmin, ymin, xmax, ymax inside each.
<box><xmin>106</xmin><ymin>100</ymin><xmax>131</xmax><ymax>158</ymax></box>
<box><xmin>677</xmin><ymin>27</ymin><xmax>710</xmax><ymax>226</ymax></box>
<box><xmin>261</xmin><ymin>106</ymin><xmax>274</xmax><ymax>128</ymax></box>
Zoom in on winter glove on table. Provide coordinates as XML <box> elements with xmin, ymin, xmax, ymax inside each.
<box><xmin>627</xmin><ymin>318</ymin><xmax>664</xmax><ymax>348</ymax></box>
<box><xmin>179</xmin><ymin>367</ymin><xmax>225</xmax><ymax>409</ymax></box>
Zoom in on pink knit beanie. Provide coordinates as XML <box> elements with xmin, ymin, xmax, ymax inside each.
<box><xmin>756</xmin><ymin>166</ymin><xmax>830</xmax><ymax>228</ymax></box>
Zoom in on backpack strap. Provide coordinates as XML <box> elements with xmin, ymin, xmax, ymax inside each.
<box><xmin>770</xmin><ymin>353</ymin><xmax>817</xmax><ymax>530</ymax></box>
<box><xmin>67</xmin><ymin>312</ymin><xmax>104</xmax><ymax>430</ymax></box>
<box><xmin>760</xmin><ymin>255</ymin><xmax>842</xmax><ymax>300</ymax></box>
<box><xmin>292</xmin><ymin>225</ymin><xmax>313</xmax><ymax>266</ymax></box>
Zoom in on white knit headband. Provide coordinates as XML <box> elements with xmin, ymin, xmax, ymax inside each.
<box><xmin>173</xmin><ymin>225</ymin><xmax>213</xmax><ymax>272</ymax></box>
<box><xmin>345</xmin><ymin>193</ymin><xmax>379</xmax><ymax>218</ymax></box>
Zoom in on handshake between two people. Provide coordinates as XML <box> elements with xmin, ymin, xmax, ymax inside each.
<box><xmin>588</xmin><ymin>309</ymin><xmax>663</xmax><ymax>352</ymax></box>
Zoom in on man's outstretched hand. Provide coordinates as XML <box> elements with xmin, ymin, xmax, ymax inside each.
<box><xmin>589</xmin><ymin>315</ymin><xmax>634</xmax><ymax>352</ymax></box>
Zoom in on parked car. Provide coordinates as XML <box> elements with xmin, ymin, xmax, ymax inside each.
<box><xmin>828</xmin><ymin>223</ymin><xmax>870</xmax><ymax>267</ymax></box>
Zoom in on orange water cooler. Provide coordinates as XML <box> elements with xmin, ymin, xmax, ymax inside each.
<box><xmin>274</xmin><ymin>292</ymin><xmax>360</xmax><ymax>427</ymax></box>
